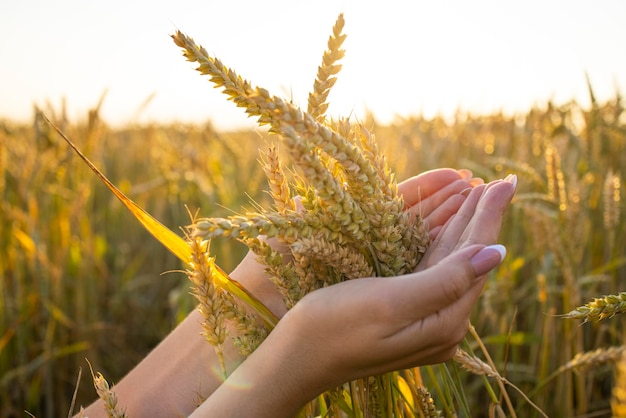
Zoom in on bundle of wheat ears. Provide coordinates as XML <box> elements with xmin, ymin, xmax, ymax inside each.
<box><xmin>174</xmin><ymin>13</ymin><xmax>430</xmax><ymax>359</ymax></box>
<box><xmin>172</xmin><ymin>13</ymin><xmax>433</xmax><ymax>415</ymax></box>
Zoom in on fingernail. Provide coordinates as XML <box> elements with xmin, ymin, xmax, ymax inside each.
<box><xmin>469</xmin><ymin>177</ymin><xmax>485</xmax><ymax>187</ymax></box>
<box><xmin>459</xmin><ymin>187</ymin><xmax>472</xmax><ymax>197</ymax></box>
<box><xmin>457</xmin><ymin>169</ymin><xmax>473</xmax><ymax>179</ymax></box>
<box><xmin>504</xmin><ymin>174</ymin><xmax>517</xmax><ymax>190</ymax></box>
<box><xmin>470</xmin><ymin>244</ymin><xmax>507</xmax><ymax>276</ymax></box>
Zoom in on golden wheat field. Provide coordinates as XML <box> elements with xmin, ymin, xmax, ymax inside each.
<box><xmin>2</xmin><ymin>89</ymin><xmax>625</xmax><ymax>417</ymax></box>
<box><xmin>2</xmin><ymin>15</ymin><xmax>626</xmax><ymax>417</ymax></box>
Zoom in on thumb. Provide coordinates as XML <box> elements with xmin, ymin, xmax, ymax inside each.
<box><xmin>398</xmin><ymin>244</ymin><xmax>506</xmax><ymax>317</ymax></box>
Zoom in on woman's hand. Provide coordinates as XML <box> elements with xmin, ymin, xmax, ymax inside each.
<box><xmin>192</xmin><ymin>176</ymin><xmax>516</xmax><ymax>418</ymax></box>
<box><xmin>233</xmin><ymin>168</ymin><xmax>482</xmax><ymax>317</ymax></box>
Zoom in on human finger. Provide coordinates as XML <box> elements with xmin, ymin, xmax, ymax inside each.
<box><xmin>361</xmin><ymin>244</ymin><xmax>505</xmax><ymax>370</ymax></box>
<box><xmin>399</xmin><ymin>168</ymin><xmax>465</xmax><ymax>208</ymax></box>
<box><xmin>405</xmin><ymin>179</ymin><xmax>472</xmax><ymax>220</ymax></box>
<box><xmin>457</xmin><ymin>169</ymin><xmax>485</xmax><ymax>187</ymax></box>
<box><xmin>421</xmin><ymin>193</ymin><xmax>468</xmax><ymax>236</ymax></box>
<box><xmin>416</xmin><ymin>184</ymin><xmax>487</xmax><ymax>270</ymax></box>
<box><xmin>396</xmin><ymin>244</ymin><xmax>503</xmax><ymax>322</ymax></box>
<box><xmin>456</xmin><ymin>175</ymin><xmax>516</xmax><ymax>249</ymax></box>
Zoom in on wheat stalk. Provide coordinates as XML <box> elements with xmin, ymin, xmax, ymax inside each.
<box><xmin>544</xmin><ymin>143</ymin><xmax>567</xmax><ymax>211</ymax></box>
<box><xmin>603</xmin><ymin>169</ymin><xmax>621</xmax><ymax>230</ymax></box>
<box><xmin>613</xmin><ymin>351</ymin><xmax>626</xmax><ymax>417</ymax></box>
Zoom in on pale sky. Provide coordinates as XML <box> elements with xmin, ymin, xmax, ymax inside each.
<box><xmin>1</xmin><ymin>1</ymin><xmax>625</xmax><ymax>130</ymax></box>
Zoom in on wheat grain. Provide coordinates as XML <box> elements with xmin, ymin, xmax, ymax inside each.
<box><xmin>222</xmin><ymin>291</ymin><xmax>269</xmax><ymax>357</ymax></box>
<box><xmin>92</xmin><ymin>373</ymin><xmax>127</xmax><ymax>418</ymax></box>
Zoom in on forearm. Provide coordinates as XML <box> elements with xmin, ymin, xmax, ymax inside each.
<box><xmin>80</xmin><ymin>251</ymin><xmax>287</xmax><ymax>417</ymax></box>
<box><xmin>80</xmin><ymin>309</ymin><xmax>245</xmax><ymax>417</ymax></box>
<box><xmin>189</xmin><ymin>314</ymin><xmax>325</xmax><ymax>418</ymax></box>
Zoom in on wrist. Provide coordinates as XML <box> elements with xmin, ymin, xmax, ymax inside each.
<box><xmin>192</xmin><ymin>322</ymin><xmax>318</xmax><ymax>417</ymax></box>
<box><xmin>229</xmin><ymin>250</ymin><xmax>288</xmax><ymax>318</ymax></box>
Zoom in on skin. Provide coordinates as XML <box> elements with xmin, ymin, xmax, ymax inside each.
<box><xmin>79</xmin><ymin>168</ymin><xmax>514</xmax><ymax>418</ymax></box>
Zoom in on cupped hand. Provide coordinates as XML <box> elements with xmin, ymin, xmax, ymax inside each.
<box><xmin>233</xmin><ymin>168</ymin><xmax>483</xmax><ymax>317</ymax></box>
<box><xmin>248</xmin><ymin>176</ymin><xmax>515</xmax><ymax>408</ymax></box>
<box><xmin>193</xmin><ymin>175</ymin><xmax>516</xmax><ymax>417</ymax></box>
<box><xmin>417</xmin><ymin>174</ymin><xmax>517</xmax><ymax>270</ymax></box>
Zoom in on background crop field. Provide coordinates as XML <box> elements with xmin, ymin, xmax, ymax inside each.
<box><xmin>1</xmin><ymin>89</ymin><xmax>625</xmax><ymax>417</ymax></box>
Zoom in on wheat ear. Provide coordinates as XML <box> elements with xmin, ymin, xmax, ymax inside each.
<box><xmin>186</xmin><ymin>237</ymin><xmax>229</xmax><ymax>375</ymax></box>
<box><xmin>562</xmin><ymin>291</ymin><xmax>626</xmax><ymax>322</ymax></box>
<box><xmin>307</xmin><ymin>13</ymin><xmax>346</xmax><ymax>121</ymax></box>
<box><xmin>261</xmin><ymin>144</ymin><xmax>293</xmax><ymax>213</ymax></box>
<box><xmin>557</xmin><ymin>345</ymin><xmax>626</xmax><ymax>374</ymax></box>
<box><xmin>86</xmin><ymin>360</ymin><xmax>127</xmax><ymax>418</ymax></box>
<box><xmin>416</xmin><ymin>386</ymin><xmax>442</xmax><ymax>418</ymax></box>
<box><xmin>454</xmin><ymin>348</ymin><xmax>549</xmax><ymax>418</ymax></box>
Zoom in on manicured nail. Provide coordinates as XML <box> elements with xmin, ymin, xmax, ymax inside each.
<box><xmin>504</xmin><ymin>174</ymin><xmax>517</xmax><ymax>190</ymax></box>
<box><xmin>469</xmin><ymin>177</ymin><xmax>485</xmax><ymax>187</ymax></box>
<box><xmin>470</xmin><ymin>244</ymin><xmax>507</xmax><ymax>276</ymax></box>
<box><xmin>457</xmin><ymin>169</ymin><xmax>473</xmax><ymax>179</ymax></box>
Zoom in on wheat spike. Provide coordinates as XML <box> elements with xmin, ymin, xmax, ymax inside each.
<box><xmin>562</xmin><ymin>291</ymin><xmax>626</xmax><ymax>323</ymax></box>
<box><xmin>186</xmin><ymin>238</ymin><xmax>229</xmax><ymax>375</ymax></box>
<box><xmin>193</xmin><ymin>212</ymin><xmax>308</xmax><ymax>242</ymax></box>
<box><xmin>173</xmin><ymin>30</ymin><xmax>393</xmax><ymax>238</ymax></box>
<box><xmin>416</xmin><ymin>387</ymin><xmax>442</xmax><ymax>418</ymax></box>
<box><xmin>453</xmin><ymin>348</ymin><xmax>498</xmax><ymax>377</ymax></box>
<box><xmin>557</xmin><ymin>345</ymin><xmax>626</xmax><ymax>374</ymax></box>
<box><xmin>244</xmin><ymin>237</ymin><xmax>302</xmax><ymax>308</ymax></box>
<box><xmin>291</xmin><ymin>236</ymin><xmax>375</xmax><ymax>280</ymax></box>
<box><xmin>222</xmin><ymin>290</ymin><xmax>269</xmax><ymax>357</ymax></box>
<box><xmin>261</xmin><ymin>144</ymin><xmax>293</xmax><ymax>213</ymax></box>
<box><xmin>86</xmin><ymin>362</ymin><xmax>127</xmax><ymax>418</ymax></box>
<box><xmin>308</xmin><ymin>13</ymin><xmax>346</xmax><ymax>121</ymax></box>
